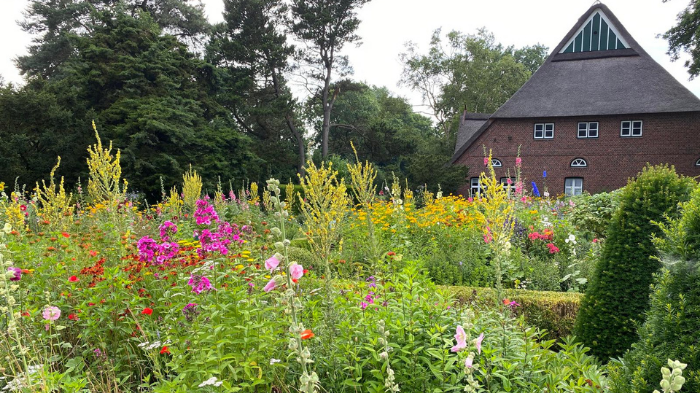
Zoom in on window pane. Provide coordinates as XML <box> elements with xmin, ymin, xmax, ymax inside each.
<box><xmin>589</xmin><ymin>128</ymin><xmax>597</xmax><ymax>137</ymax></box>
<box><xmin>535</xmin><ymin>130</ymin><xmax>543</xmax><ymax>138</ymax></box>
<box><xmin>578</xmin><ymin>129</ymin><xmax>587</xmax><ymax>137</ymax></box>
<box><xmin>535</xmin><ymin>124</ymin><xmax>543</xmax><ymax>131</ymax></box>
<box><xmin>578</xmin><ymin>123</ymin><xmax>587</xmax><ymax>130</ymax></box>
<box><xmin>589</xmin><ymin>122</ymin><xmax>598</xmax><ymax>130</ymax></box>
<box><xmin>545</xmin><ymin>130</ymin><xmax>553</xmax><ymax>138</ymax></box>
<box><xmin>545</xmin><ymin>123</ymin><xmax>554</xmax><ymax>131</ymax></box>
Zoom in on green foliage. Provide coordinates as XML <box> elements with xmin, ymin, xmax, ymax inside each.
<box><xmin>662</xmin><ymin>0</ymin><xmax>700</xmax><ymax>78</ymax></box>
<box><xmin>399</xmin><ymin>28</ymin><xmax>547</xmax><ymax>137</ymax></box>
<box><xmin>608</xmin><ymin>184</ymin><xmax>700</xmax><ymax>393</ymax></box>
<box><xmin>574</xmin><ymin>164</ymin><xmax>696</xmax><ymax>360</ymax></box>
<box><xmin>569</xmin><ymin>191</ymin><xmax>622</xmax><ymax>239</ymax></box>
<box><xmin>445</xmin><ymin>286</ymin><xmax>582</xmax><ymax>342</ymax></box>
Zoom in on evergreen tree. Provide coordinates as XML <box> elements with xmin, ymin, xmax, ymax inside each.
<box><xmin>574</xmin><ymin>164</ymin><xmax>695</xmax><ymax>360</ymax></box>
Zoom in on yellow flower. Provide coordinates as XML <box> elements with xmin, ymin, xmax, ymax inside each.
<box><xmin>0</xmin><ymin>182</ymin><xmax>4</xmax><ymax>192</ymax></box>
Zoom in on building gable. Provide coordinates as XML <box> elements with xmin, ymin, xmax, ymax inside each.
<box><xmin>561</xmin><ymin>9</ymin><xmax>628</xmax><ymax>53</ymax></box>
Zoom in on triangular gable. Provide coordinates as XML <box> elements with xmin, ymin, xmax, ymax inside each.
<box><xmin>561</xmin><ymin>9</ymin><xmax>629</xmax><ymax>53</ymax></box>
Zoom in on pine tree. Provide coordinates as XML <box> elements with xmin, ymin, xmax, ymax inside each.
<box><xmin>574</xmin><ymin>164</ymin><xmax>695</xmax><ymax>360</ymax></box>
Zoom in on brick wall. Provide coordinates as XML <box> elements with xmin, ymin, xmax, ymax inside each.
<box><xmin>454</xmin><ymin>112</ymin><xmax>700</xmax><ymax>196</ymax></box>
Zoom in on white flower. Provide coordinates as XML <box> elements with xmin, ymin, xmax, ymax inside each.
<box><xmin>565</xmin><ymin>234</ymin><xmax>576</xmax><ymax>245</ymax></box>
<box><xmin>198</xmin><ymin>377</ymin><xmax>223</xmax><ymax>387</ymax></box>
<box><xmin>270</xmin><ymin>358</ymin><xmax>281</xmax><ymax>365</ymax></box>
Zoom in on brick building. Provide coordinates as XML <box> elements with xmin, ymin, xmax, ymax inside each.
<box><xmin>451</xmin><ymin>3</ymin><xmax>700</xmax><ymax>197</ymax></box>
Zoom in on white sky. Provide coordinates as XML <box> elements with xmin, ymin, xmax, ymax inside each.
<box><xmin>2</xmin><ymin>0</ymin><xmax>699</xmax><ymax>116</ymax></box>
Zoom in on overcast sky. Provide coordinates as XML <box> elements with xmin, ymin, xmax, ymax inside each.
<box><xmin>1</xmin><ymin>0</ymin><xmax>699</xmax><ymax>115</ymax></box>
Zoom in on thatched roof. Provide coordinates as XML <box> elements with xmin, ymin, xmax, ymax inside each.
<box><xmin>492</xmin><ymin>3</ymin><xmax>700</xmax><ymax>118</ymax></box>
<box><xmin>451</xmin><ymin>3</ymin><xmax>700</xmax><ymax>163</ymax></box>
<box><xmin>454</xmin><ymin>112</ymin><xmax>490</xmax><ymax>154</ymax></box>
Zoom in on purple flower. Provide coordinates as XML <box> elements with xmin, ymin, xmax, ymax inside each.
<box><xmin>7</xmin><ymin>267</ymin><xmax>21</xmax><ymax>281</ymax></box>
<box><xmin>159</xmin><ymin>221</ymin><xmax>178</xmax><ymax>241</ymax></box>
<box><xmin>194</xmin><ymin>199</ymin><xmax>220</xmax><ymax>226</ymax></box>
<box><xmin>137</xmin><ymin>236</ymin><xmax>159</xmax><ymax>263</ymax></box>
<box><xmin>360</xmin><ymin>302</ymin><xmax>368</xmax><ymax>310</ymax></box>
<box><xmin>182</xmin><ymin>303</ymin><xmax>199</xmax><ymax>321</ymax></box>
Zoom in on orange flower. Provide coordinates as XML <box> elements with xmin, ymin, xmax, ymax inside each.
<box><xmin>502</xmin><ymin>298</ymin><xmax>510</xmax><ymax>305</ymax></box>
<box><xmin>89</xmin><ymin>250</ymin><xmax>98</xmax><ymax>257</ymax></box>
<box><xmin>301</xmin><ymin>329</ymin><xmax>315</xmax><ymax>340</ymax></box>
<box><xmin>62</xmin><ymin>232</ymin><xmax>70</xmax><ymax>238</ymax></box>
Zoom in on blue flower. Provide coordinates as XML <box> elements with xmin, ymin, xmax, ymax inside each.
<box><xmin>543</xmin><ymin>170</ymin><xmax>547</xmax><ymax>178</ymax></box>
<box><xmin>531</xmin><ymin>181</ymin><xmax>540</xmax><ymax>197</ymax></box>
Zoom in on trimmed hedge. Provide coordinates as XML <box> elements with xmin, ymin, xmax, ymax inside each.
<box><xmin>441</xmin><ymin>286</ymin><xmax>582</xmax><ymax>342</ymax></box>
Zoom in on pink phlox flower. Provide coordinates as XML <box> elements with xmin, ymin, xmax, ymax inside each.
<box><xmin>43</xmin><ymin>306</ymin><xmax>61</xmax><ymax>321</ymax></box>
<box><xmin>194</xmin><ymin>199</ymin><xmax>220</xmax><ymax>226</ymax></box>
<box><xmin>137</xmin><ymin>236</ymin><xmax>159</xmax><ymax>263</ymax></box>
<box><xmin>159</xmin><ymin>221</ymin><xmax>178</xmax><ymax>241</ymax></box>
<box><xmin>360</xmin><ymin>302</ymin><xmax>368</xmax><ymax>310</ymax></box>
<box><xmin>475</xmin><ymin>333</ymin><xmax>484</xmax><ymax>354</ymax></box>
<box><xmin>156</xmin><ymin>242</ymin><xmax>179</xmax><ymax>264</ymax></box>
<box><xmin>547</xmin><ymin>243</ymin><xmax>560</xmax><ymax>254</ymax></box>
<box><xmin>188</xmin><ymin>274</ymin><xmax>213</xmax><ymax>294</ymax></box>
<box><xmin>451</xmin><ymin>325</ymin><xmax>467</xmax><ymax>352</ymax></box>
<box><xmin>289</xmin><ymin>263</ymin><xmax>304</xmax><ymax>280</ymax></box>
<box><xmin>265</xmin><ymin>256</ymin><xmax>281</xmax><ymax>272</ymax></box>
<box><xmin>263</xmin><ymin>278</ymin><xmax>276</xmax><ymax>292</ymax></box>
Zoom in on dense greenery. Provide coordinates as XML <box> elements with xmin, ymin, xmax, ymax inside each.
<box><xmin>574</xmin><ymin>165</ymin><xmax>696</xmax><ymax>360</ymax></box>
<box><xmin>608</xmin><ymin>185</ymin><xmax>700</xmax><ymax>393</ymax></box>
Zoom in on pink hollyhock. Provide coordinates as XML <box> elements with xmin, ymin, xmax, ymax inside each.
<box><xmin>263</xmin><ymin>278</ymin><xmax>276</xmax><ymax>292</ymax></box>
<box><xmin>289</xmin><ymin>263</ymin><xmax>304</xmax><ymax>280</ymax></box>
<box><xmin>451</xmin><ymin>325</ymin><xmax>467</xmax><ymax>352</ymax></box>
<box><xmin>265</xmin><ymin>255</ymin><xmax>280</xmax><ymax>271</ymax></box>
<box><xmin>42</xmin><ymin>306</ymin><xmax>61</xmax><ymax>321</ymax></box>
<box><xmin>475</xmin><ymin>333</ymin><xmax>484</xmax><ymax>354</ymax></box>
<box><xmin>483</xmin><ymin>157</ymin><xmax>489</xmax><ymax>166</ymax></box>
<box><xmin>515</xmin><ymin>157</ymin><xmax>522</xmax><ymax>167</ymax></box>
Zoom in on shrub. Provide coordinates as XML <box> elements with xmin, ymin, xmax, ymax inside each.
<box><xmin>608</xmin><ymin>185</ymin><xmax>700</xmax><ymax>393</ymax></box>
<box><xmin>569</xmin><ymin>191</ymin><xmax>621</xmax><ymax>239</ymax></box>
<box><xmin>444</xmin><ymin>286</ymin><xmax>582</xmax><ymax>341</ymax></box>
<box><xmin>574</xmin><ymin>164</ymin><xmax>696</xmax><ymax>360</ymax></box>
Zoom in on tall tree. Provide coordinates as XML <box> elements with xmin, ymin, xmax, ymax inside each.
<box><xmin>399</xmin><ymin>28</ymin><xmax>547</xmax><ymax>139</ymax></box>
<box><xmin>209</xmin><ymin>0</ymin><xmax>307</xmax><ymax>176</ymax></box>
<box><xmin>18</xmin><ymin>0</ymin><xmax>210</xmax><ymax>79</ymax></box>
<box><xmin>662</xmin><ymin>0</ymin><xmax>700</xmax><ymax>78</ymax></box>
<box><xmin>290</xmin><ymin>0</ymin><xmax>371</xmax><ymax>160</ymax></box>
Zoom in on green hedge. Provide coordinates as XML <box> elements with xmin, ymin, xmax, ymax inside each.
<box><xmin>441</xmin><ymin>286</ymin><xmax>582</xmax><ymax>342</ymax></box>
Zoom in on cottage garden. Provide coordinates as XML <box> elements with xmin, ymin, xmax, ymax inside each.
<box><xmin>0</xmin><ymin>129</ymin><xmax>698</xmax><ymax>393</ymax></box>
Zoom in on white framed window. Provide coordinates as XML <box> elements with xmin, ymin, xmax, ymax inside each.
<box><xmin>492</xmin><ymin>159</ymin><xmax>503</xmax><ymax>167</ymax></box>
<box><xmin>696</xmin><ymin>158</ymin><xmax>700</xmax><ymax>166</ymax></box>
<box><xmin>470</xmin><ymin>178</ymin><xmax>482</xmax><ymax>197</ymax></box>
<box><xmin>571</xmin><ymin>158</ymin><xmax>588</xmax><ymax>167</ymax></box>
<box><xmin>621</xmin><ymin>120</ymin><xmax>643</xmax><ymax>137</ymax></box>
<box><xmin>534</xmin><ymin>123</ymin><xmax>554</xmax><ymax>139</ymax></box>
<box><xmin>500</xmin><ymin>177</ymin><xmax>515</xmax><ymax>192</ymax></box>
<box><xmin>565</xmin><ymin>178</ymin><xmax>583</xmax><ymax>196</ymax></box>
<box><xmin>577</xmin><ymin>122</ymin><xmax>598</xmax><ymax>138</ymax></box>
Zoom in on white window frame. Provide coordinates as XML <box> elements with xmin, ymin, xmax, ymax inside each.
<box><xmin>696</xmin><ymin>158</ymin><xmax>700</xmax><ymax>166</ymax></box>
<box><xmin>500</xmin><ymin>177</ymin><xmax>515</xmax><ymax>192</ymax></box>
<box><xmin>565</xmin><ymin>178</ymin><xmax>584</xmax><ymax>196</ymax></box>
<box><xmin>470</xmin><ymin>178</ymin><xmax>482</xmax><ymax>197</ymax></box>
<box><xmin>534</xmin><ymin>123</ymin><xmax>554</xmax><ymax>139</ymax></box>
<box><xmin>577</xmin><ymin>122</ymin><xmax>599</xmax><ymax>138</ymax></box>
<box><xmin>492</xmin><ymin>159</ymin><xmax>503</xmax><ymax>167</ymax></box>
<box><xmin>571</xmin><ymin>158</ymin><xmax>588</xmax><ymax>168</ymax></box>
<box><xmin>621</xmin><ymin>120</ymin><xmax>643</xmax><ymax>137</ymax></box>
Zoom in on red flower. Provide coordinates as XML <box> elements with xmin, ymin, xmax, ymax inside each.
<box><xmin>68</xmin><ymin>313</ymin><xmax>79</xmax><ymax>321</ymax></box>
<box><xmin>21</xmin><ymin>311</ymin><xmax>30</xmax><ymax>317</ymax></box>
<box><xmin>301</xmin><ymin>329</ymin><xmax>315</xmax><ymax>340</ymax></box>
<box><xmin>141</xmin><ymin>308</ymin><xmax>153</xmax><ymax>315</ymax></box>
<box><xmin>89</xmin><ymin>250</ymin><xmax>98</xmax><ymax>257</ymax></box>
<box><xmin>502</xmin><ymin>298</ymin><xmax>510</xmax><ymax>305</ymax></box>
<box><xmin>88</xmin><ymin>302</ymin><xmax>96</xmax><ymax>306</ymax></box>
<box><xmin>62</xmin><ymin>232</ymin><xmax>70</xmax><ymax>238</ymax></box>
<box><xmin>20</xmin><ymin>205</ymin><xmax>26</xmax><ymax>211</ymax></box>
<box><xmin>160</xmin><ymin>346</ymin><xmax>170</xmax><ymax>355</ymax></box>
<box><xmin>387</xmin><ymin>252</ymin><xmax>396</xmax><ymax>256</ymax></box>
<box><xmin>69</xmin><ymin>275</ymin><xmax>79</xmax><ymax>282</ymax></box>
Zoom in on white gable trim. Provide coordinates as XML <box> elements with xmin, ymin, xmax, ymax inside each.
<box><xmin>559</xmin><ymin>9</ymin><xmax>630</xmax><ymax>53</ymax></box>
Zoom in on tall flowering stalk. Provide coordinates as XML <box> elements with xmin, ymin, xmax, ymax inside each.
<box><xmin>267</xmin><ymin>179</ymin><xmax>318</xmax><ymax>393</ymax></box>
<box><xmin>474</xmin><ymin>149</ymin><xmax>515</xmax><ymax>299</ymax></box>
<box><xmin>298</xmin><ymin>161</ymin><xmax>349</xmax><ymax>284</ymax></box>
<box><xmin>34</xmin><ymin>157</ymin><xmax>74</xmax><ymax>231</ymax></box>
<box><xmin>182</xmin><ymin>165</ymin><xmax>202</xmax><ymax>212</ymax></box>
<box><xmin>86</xmin><ymin>121</ymin><xmax>128</xmax><ymax>210</ymax></box>
<box><xmin>347</xmin><ymin>142</ymin><xmax>380</xmax><ymax>271</ymax></box>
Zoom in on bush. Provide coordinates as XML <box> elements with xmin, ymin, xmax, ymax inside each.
<box><xmin>574</xmin><ymin>164</ymin><xmax>696</xmax><ymax>360</ymax></box>
<box><xmin>444</xmin><ymin>286</ymin><xmax>582</xmax><ymax>341</ymax></box>
<box><xmin>608</xmin><ymin>185</ymin><xmax>700</xmax><ymax>393</ymax></box>
<box><xmin>569</xmin><ymin>191</ymin><xmax>621</xmax><ymax>239</ymax></box>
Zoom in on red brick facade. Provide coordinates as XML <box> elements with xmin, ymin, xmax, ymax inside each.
<box><xmin>454</xmin><ymin>112</ymin><xmax>700</xmax><ymax>196</ymax></box>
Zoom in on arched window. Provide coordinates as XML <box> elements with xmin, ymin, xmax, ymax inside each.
<box><xmin>571</xmin><ymin>158</ymin><xmax>587</xmax><ymax>168</ymax></box>
<box><xmin>696</xmin><ymin>158</ymin><xmax>700</xmax><ymax>166</ymax></box>
<box><xmin>492</xmin><ymin>159</ymin><xmax>503</xmax><ymax>167</ymax></box>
